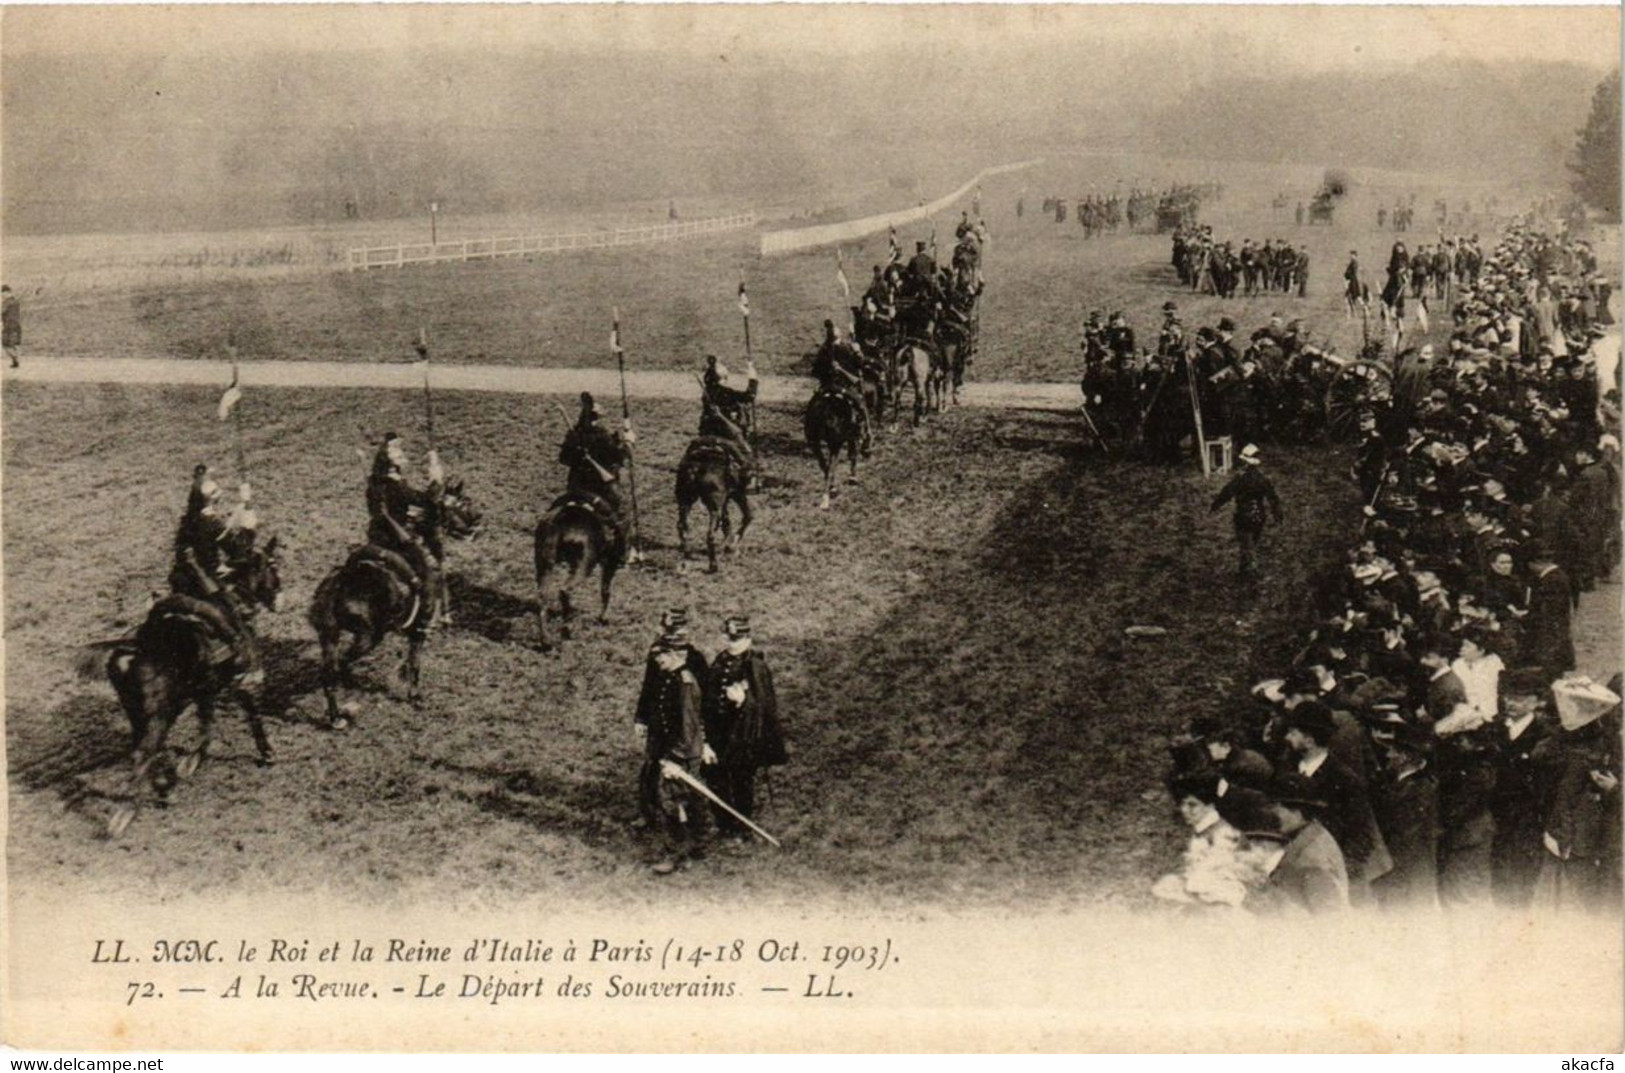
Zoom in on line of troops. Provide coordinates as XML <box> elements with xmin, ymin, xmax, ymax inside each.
<box><xmin>1154</xmin><ymin>218</ymin><xmax>1622</xmax><ymax>916</ymax></box>
<box><xmin>1079</xmin><ymin>304</ymin><xmax>1346</xmax><ymax>458</ymax></box>
<box><xmin>1172</xmin><ymin>225</ymin><xmax>1311</xmax><ymax>299</ymax></box>
<box><xmin>1038</xmin><ymin>182</ymin><xmax>1223</xmax><ymax>235</ymax></box>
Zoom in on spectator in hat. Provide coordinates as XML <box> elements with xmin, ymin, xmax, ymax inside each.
<box><xmin>1446</xmin><ymin>625</ymin><xmax>1505</xmax><ymax>730</ymax></box>
<box><xmin>1531</xmin><ymin>677</ymin><xmax>1622</xmax><ymax>912</ymax></box>
<box><xmin>1151</xmin><ymin>770</ymin><xmax>1248</xmax><ymax>909</ymax></box>
<box><xmin>1523</xmin><ymin>544</ymin><xmax>1575</xmax><ymax>682</ymax></box>
<box><xmin>1282</xmin><ymin>702</ymin><xmax>1392</xmax><ymax>902</ymax></box>
<box><xmin>701</xmin><ymin>614</ymin><xmax>787</xmax><ymax>842</ymax></box>
<box><xmin>1193</xmin><ymin>718</ymin><xmax>1275</xmax><ymax>792</ymax></box>
<box><xmin>1369</xmin><ymin>720</ymin><xmax>1441</xmax><ymax>913</ymax></box>
<box><xmin>1261</xmin><ymin>774</ymin><xmax>1350</xmax><ymax>915</ymax></box>
<box><xmin>1416</xmin><ymin>633</ymin><xmax>1470</xmax><ymax>729</ymax></box>
<box><xmin>1489</xmin><ymin>671</ymin><xmax>1555</xmax><ymax>907</ymax></box>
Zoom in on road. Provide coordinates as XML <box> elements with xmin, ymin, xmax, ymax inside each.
<box><xmin>3</xmin><ymin>356</ymin><xmax>1085</xmax><ymax>412</ymax></box>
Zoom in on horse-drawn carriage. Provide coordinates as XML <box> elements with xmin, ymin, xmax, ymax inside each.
<box><xmin>1307</xmin><ymin>192</ymin><xmax>1336</xmax><ymax>225</ymax></box>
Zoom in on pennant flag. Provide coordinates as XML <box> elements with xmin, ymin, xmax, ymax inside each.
<box><xmin>835</xmin><ymin>248</ymin><xmax>850</xmax><ymax>300</ymax></box>
<box><xmin>217</xmin><ymin>366</ymin><xmax>243</xmax><ymax>421</ymax></box>
<box><xmin>738</xmin><ymin>280</ymin><xmax>750</xmax><ymax>318</ymax></box>
<box><xmin>611</xmin><ymin>309</ymin><xmax>624</xmax><ymax>355</ymax></box>
<box><xmin>888</xmin><ymin>227</ymin><xmax>901</xmax><ymax>264</ymax></box>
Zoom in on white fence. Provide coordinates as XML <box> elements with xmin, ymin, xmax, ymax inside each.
<box><xmin>347</xmin><ymin>212</ymin><xmax>758</xmax><ymax>271</ymax></box>
<box><xmin>758</xmin><ymin>160</ymin><xmax>1043</xmax><ymax>257</ymax></box>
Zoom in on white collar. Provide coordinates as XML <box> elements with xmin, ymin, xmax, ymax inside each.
<box><xmin>1298</xmin><ymin>751</ymin><xmax>1329</xmax><ymax>778</ymax></box>
<box><xmin>1507</xmin><ymin>712</ymin><xmax>1536</xmax><ymax>740</ymax></box>
<box><xmin>1431</xmin><ymin>665</ymin><xmax>1453</xmax><ymax>682</ymax></box>
<box><xmin>1193</xmin><ymin>811</ymin><xmax>1220</xmax><ymax>836</ymax></box>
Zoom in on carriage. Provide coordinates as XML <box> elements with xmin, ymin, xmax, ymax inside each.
<box><xmin>1307</xmin><ymin>193</ymin><xmax>1336</xmax><ymax>225</ymax></box>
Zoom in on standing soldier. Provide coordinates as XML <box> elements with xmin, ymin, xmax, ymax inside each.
<box><xmin>701</xmin><ymin>615</ymin><xmax>788</xmax><ymax>842</ymax></box>
<box><xmin>634</xmin><ymin>609</ymin><xmax>714</xmax><ymax>874</ymax></box>
<box><xmin>1210</xmin><ymin>444</ymin><xmax>1284</xmax><ymax>581</ymax></box>
<box><xmin>2</xmin><ymin>284</ymin><xmax>19</xmax><ymax>369</ymax></box>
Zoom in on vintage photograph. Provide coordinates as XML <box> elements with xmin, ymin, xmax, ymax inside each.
<box><xmin>3</xmin><ymin>2</ymin><xmax>1622</xmax><ymax>1053</ymax></box>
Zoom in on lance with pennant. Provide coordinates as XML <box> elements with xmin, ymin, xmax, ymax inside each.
<box><xmin>611</xmin><ymin>308</ymin><xmax>644</xmax><ymax>562</ymax></box>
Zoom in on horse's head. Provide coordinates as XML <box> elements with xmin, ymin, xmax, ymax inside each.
<box><xmin>437</xmin><ymin>479</ymin><xmax>484</xmax><ymax>542</ymax></box>
<box><xmin>229</xmin><ymin>534</ymin><xmax>285</xmax><ymax>615</ymax></box>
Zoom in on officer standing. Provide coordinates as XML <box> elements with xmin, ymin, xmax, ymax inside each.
<box><xmin>702</xmin><ymin>615</ymin><xmax>788</xmax><ymax>842</ymax></box>
<box><xmin>1210</xmin><ymin>443</ymin><xmax>1284</xmax><ymax>581</ymax></box>
<box><xmin>634</xmin><ymin>609</ymin><xmax>714</xmax><ymax>874</ymax></box>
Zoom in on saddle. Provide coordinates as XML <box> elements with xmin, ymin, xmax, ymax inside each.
<box><xmin>143</xmin><ymin>593</ymin><xmax>252</xmax><ymax>674</ymax></box>
<box><xmin>548</xmin><ymin>491</ymin><xmax>625</xmax><ymax>542</ymax></box>
<box><xmin>346</xmin><ymin>543</ymin><xmax>427</xmax><ymax>632</ymax></box>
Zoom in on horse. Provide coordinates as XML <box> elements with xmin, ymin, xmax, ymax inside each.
<box><xmin>75</xmin><ymin>537</ymin><xmax>285</xmax><ymax>837</ymax></box>
<box><xmin>533</xmin><ymin>492</ymin><xmax>626</xmax><ymax>650</ymax></box>
<box><xmin>308</xmin><ymin>480</ymin><xmax>482</xmax><ymax>729</ymax></box>
<box><xmin>895</xmin><ymin>338</ymin><xmax>946</xmax><ymax>423</ymax></box>
<box><xmin>804</xmin><ymin>388</ymin><xmax>864</xmax><ymax>510</ymax></box>
<box><xmin>676</xmin><ymin>439</ymin><xmax>753</xmax><ymax>573</ymax></box>
<box><xmin>937</xmin><ymin>318</ymin><xmax>975</xmax><ymax>405</ymax></box>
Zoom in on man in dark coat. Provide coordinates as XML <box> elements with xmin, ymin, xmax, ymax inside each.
<box><xmin>1281</xmin><ymin>702</ymin><xmax>1392</xmax><ymax>903</ymax></box>
<box><xmin>1210</xmin><ymin>443</ymin><xmax>1283</xmax><ymax>580</ymax></box>
<box><xmin>701</xmin><ymin>615</ymin><xmax>788</xmax><ymax>841</ymax></box>
<box><xmin>634</xmin><ymin>610</ymin><xmax>714</xmax><ymax>874</ymax></box>
<box><xmin>366</xmin><ymin>432</ymin><xmax>447</xmax><ymax>626</ymax></box>
<box><xmin>1490</xmin><ymin>673</ymin><xmax>1553</xmax><ymax>906</ymax></box>
<box><xmin>1369</xmin><ymin>722</ymin><xmax>1441</xmax><ymax>911</ymax></box>
<box><xmin>1524</xmin><ymin>545</ymin><xmax>1575</xmax><ymax>681</ymax></box>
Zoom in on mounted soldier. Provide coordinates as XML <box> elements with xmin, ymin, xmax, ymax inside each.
<box><xmin>697</xmin><ymin>356</ymin><xmax>759</xmax><ymax>488</ymax></box>
<box><xmin>812</xmin><ymin>319</ymin><xmax>873</xmax><ymax>453</ymax></box>
<box><xmin>366</xmin><ymin>432</ymin><xmax>449</xmax><ymax>628</ymax></box>
<box><xmin>550</xmin><ymin>393</ymin><xmax>634</xmax><ymax>572</ymax></box>
<box><xmin>167</xmin><ymin>464</ymin><xmax>266</xmax><ymax>680</ymax></box>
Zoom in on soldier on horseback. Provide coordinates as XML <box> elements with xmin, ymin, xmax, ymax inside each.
<box><xmin>812</xmin><ymin>319</ymin><xmax>874</xmax><ymax>453</ymax></box>
<box><xmin>697</xmin><ymin>356</ymin><xmax>759</xmax><ymax>488</ymax></box>
<box><xmin>558</xmin><ymin>392</ymin><xmax>633</xmax><ymax>538</ymax></box>
<box><xmin>366</xmin><ymin>432</ymin><xmax>449</xmax><ymax>628</ymax></box>
<box><xmin>166</xmin><ymin>464</ymin><xmax>263</xmax><ymax>679</ymax></box>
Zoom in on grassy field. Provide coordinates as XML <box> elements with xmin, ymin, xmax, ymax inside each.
<box><xmin>4</xmin><ymin>382</ymin><xmax>1355</xmax><ymax>909</ymax></box>
<box><xmin>12</xmin><ymin>152</ymin><xmax>1511</xmax><ymax>378</ymax></box>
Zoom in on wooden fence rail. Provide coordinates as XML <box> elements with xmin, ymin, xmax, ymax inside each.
<box><xmin>347</xmin><ymin>212</ymin><xmax>758</xmax><ymax>271</ymax></box>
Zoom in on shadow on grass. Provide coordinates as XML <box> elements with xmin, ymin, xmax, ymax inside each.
<box><xmin>765</xmin><ymin>439</ymin><xmax>1356</xmax><ymax>900</ymax></box>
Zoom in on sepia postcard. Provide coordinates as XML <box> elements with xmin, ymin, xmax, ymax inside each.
<box><xmin>3</xmin><ymin>2</ymin><xmax>1622</xmax><ymax>1054</ymax></box>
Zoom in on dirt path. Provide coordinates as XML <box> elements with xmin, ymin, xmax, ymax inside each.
<box><xmin>1572</xmin><ymin>576</ymin><xmax>1623</xmax><ymax>685</ymax></box>
<box><xmin>3</xmin><ymin>356</ymin><xmax>1085</xmax><ymax>411</ymax></box>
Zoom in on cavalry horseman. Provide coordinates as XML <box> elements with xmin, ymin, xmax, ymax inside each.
<box><xmin>366</xmin><ymin>432</ymin><xmax>449</xmax><ymax>628</ymax></box>
<box><xmin>557</xmin><ymin>391</ymin><xmax>633</xmax><ymax>540</ymax></box>
<box><xmin>811</xmin><ymin>319</ymin><xmax>874</xmax><ymax>454</ymax></box>
<box><xmin>697</xmin><ymin>355</ymin><xmax>759</xmax><ymax>488</ymax></box>
<box><xmin>167</xmin><ymin>463</ymin><xmax>262</xmax><ymax>679</ymax></box>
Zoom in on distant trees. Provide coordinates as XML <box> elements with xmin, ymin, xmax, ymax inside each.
<box><xmin>1569</xmin><ymin>69</ymin><xmax>1621</xmax><ymax>219</ymax></box>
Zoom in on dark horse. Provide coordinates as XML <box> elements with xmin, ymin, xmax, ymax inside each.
<box><xmin>805</xmin><ymin>388</ymin><xmax>864</xmax><ymax>510</ymax></box>
<box><xmin>308</xmin><ymin>480</ymin><xmax>482</xmax><ymax>729</ymax></box>
<box><xmin>676</xmin><ymin>439</ymin><xmax>753</xmax><ymax>573</ymax></box>
<box><xmin>76</xmin><ymin>538</ymin><xmax>284</xmax><ymax>837</ymax></box>
<box><xmin>533</xmin><ymin>493</ymin><xmax>626</xmax><ymax>650</ymax></box>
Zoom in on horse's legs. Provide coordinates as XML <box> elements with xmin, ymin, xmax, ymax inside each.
<box><xmin>705</xmin><ymin>501</ymin><xmax>720</xmax><ymax>574</ymax></box>
<box><xmin>235</xmin><ymin>685</ymin><xmax>275</xmax><ymax>766</ymax></box>
<box><xmin>176</xmin><ymin>692</ymin><xmax>215</xmax><ymax>780</ymax></box>
<box><xmin>817</xmin><ymin>445</ymin><xmax>834</xmax><ymax>510</ymax></box>
<box><xmin>733</xmin><ymin>489</ymin><xmax>753</xmax><ymax>546</ymax></box>
<box><xmin>846</xmin><ymin>433</ymin><xmax>861</xmax><ymax>483</ymax></box>
<box><xmin>319</xmin><ymin>634</ymin><xmax>345</xmax><ymax>728</ymax></box>
<box><xmin>404</xmin><ymin>631</ymin><xmax>425</xmax><ymax>705</ymax></box>
<box><xmin>535</xmin><ymin>568</ymin><xmax>555</xmax><ymax>651</ymax></box>
<box><xmin>598</xmin><ymin>561</ymin><xmax>617</xmax><ymax>624</ymax></box>
<box><xmin>111</xmin><ymin>696</ymin><xmax>176</xmax><ymax>837</ymax></box>
<box><xmin>677</xmin><ymin>494</ymin><xmax>693</xmax><ymax>560</ymax></box>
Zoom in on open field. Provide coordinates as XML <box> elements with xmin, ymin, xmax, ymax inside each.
<box><xmin>5</xmin><ymin>382</ymin><xmax>1357</xmax><ymax>908</ymax></box>
<box><xmin>12</xmin><ymin>152</ymin><xmax>1530</xmax><ymax>379</ymax></box>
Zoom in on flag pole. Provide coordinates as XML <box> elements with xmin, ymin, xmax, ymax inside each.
<box><xmin>738</xmin><ymin>274</ymin><xmax>756</xmax><ymax>442</ymax></box>
<box><xmin>417</xmin><ymin>327</ymin><xmax>437</xmax><ymax>457</ymax></box>
<box><xmin>612</xmin><ymin>307</ymin><xmax>644</xmax><ymax>564</ymax></box>
<box><xmin>1184</xmin><ymin>343</ymin><xmax>1211</xmax><ymax>477</ymax></box>
<box><xmin>223</xmin><ymin>334</ymin><xmax>248</xmax><ymax>487</ymax></box>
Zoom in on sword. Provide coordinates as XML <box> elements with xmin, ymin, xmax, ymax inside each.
<box><xmin>660</xmin><ymin>760</ymin><xmax>781</xmax><ymax>848</ymax></box>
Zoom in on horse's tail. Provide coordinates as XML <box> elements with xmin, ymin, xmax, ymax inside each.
<box><xmin>75</xmin><ymin>638</ymin><xmax>133</xmax><ymax>683</ymax></box>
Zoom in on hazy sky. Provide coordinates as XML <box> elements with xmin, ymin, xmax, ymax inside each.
<box><xmin>4</xmin><ymin>3</ymin><xmax>1619</xmax><ymax>73</ymax></box>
